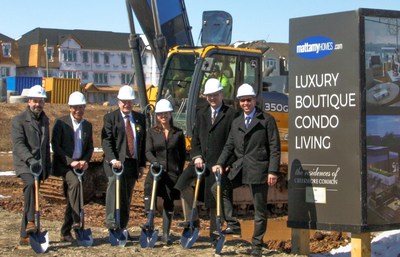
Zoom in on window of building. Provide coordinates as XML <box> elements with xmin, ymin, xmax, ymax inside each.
<box><xmin>94</xmin><ymin>73</ymin><xmax>108</xmax><ymax>84</ymax></box>
<box><xmin>2</xmin><ymin>43</ymin><xmax>11</xmax><ymax>57</ymax></box>
<box><xmin>142</xmin><ymin>54</ymin><xmax>148</xmax><ymax>65</ymax></box>
<box><xmin>104</xmin><ymin>53</ymin><xmax>110</xmax><ymax>64</ymax></box>
<box><xmin>82</xmin><ymin>51</ymin><xmax>89</xmax><ymax>63</ymax></box>
<box><xmin>121</xmin><ymin>73</ymin><xmax>133</xmax><ymax>84</ymax></box>
<box><xmin>62</xmin><ymin>49</ymin><xmax>77</xmax><ymax>62</ymax></box>
<box><xmin>121</xmin><ymin>54</ymin><xmax>126</xmax><ymax>65</ymax></box>
<box><xmin>62</xmin><ymin>71</ymin><xmax>78</xmax><ymax>78</ymax></box>
<box><xmin>0</xmin><ymin>67</ymin><xmax>10</xmax><ymax>77</ymax></box>
<box><xmin>266</xmin><ymin>58</ymin><xmax>276</xmax><ymax>69</ymax></box>
<box><xmin>93</xmin><ymin>52</ymin><xmax>99</xmax><ymax>63</ymax></box>
<box><xmin>46</xmin><ymin>47</ymin><xmax>54</xmax><ymax>62</ymax></box>
<box><xmin>82</xmin><ymin>72</ymin><xmax>88</xmax><ymax>80</ymax></box>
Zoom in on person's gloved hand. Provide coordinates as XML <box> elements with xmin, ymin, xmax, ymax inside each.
<box><xmin>151</xmin><ymin>161</ymin><xmax>161</xmax><ymax>171</ymax></box>
<box><xmin>29</xmin><ymin>159</ymin><xmax>41</xmax><ymax>173</ymax></box>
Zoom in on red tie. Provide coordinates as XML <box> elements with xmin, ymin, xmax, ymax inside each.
<box><xmin>125</xmin><ymin>115</ymin><xmax>134</xmax><ymax>157</ymax></box>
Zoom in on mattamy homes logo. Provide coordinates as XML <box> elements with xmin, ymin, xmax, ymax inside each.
<box><xmin>296</xmin><ymin>36</ymin><xmax>343</xmax><ymax>60</ymax></box>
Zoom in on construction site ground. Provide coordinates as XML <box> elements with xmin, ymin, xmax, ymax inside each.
<box><xmin>0</xmin><ymin>102</ymin><xmax>350</xmax><ymax>256</ymax></box>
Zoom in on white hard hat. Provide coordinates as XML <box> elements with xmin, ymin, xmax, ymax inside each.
<box><xmin>117</xmin><ymin>85</ymin><xmax>135</xmax><ymax>100</ymax></box>
<box><xmin>68</xmin><ymin>91</ymin><xmax>86</xmax><ymax>105</ymax></box>
<box><xmin>203</xmin><ymin>78</ymin><xmax>223</xmax><ymax>95</ymax></box>
<box><xmin>155</xmin><ymin>99</ymin><xmax>173</xmax><ymax>113</ymax></box>
<box><xmin>27</xmin><ymin>85</ymin><xmax>47</xmax><ymax>98</ymax></box>
<box><xmin>236</xmin><ymin>83</ymin><xmax>256</xmax><ymax>98</ymax></box>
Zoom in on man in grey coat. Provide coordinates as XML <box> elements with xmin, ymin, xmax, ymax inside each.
<box><xmin>213</xmin><ymin>83</ymin><xmax>280</xmax><ymax>257</ymax></box>
<box><xmin>11</xmin><ymin>85</ymin><xmax>51</xmax><ymax>246</ymax></box>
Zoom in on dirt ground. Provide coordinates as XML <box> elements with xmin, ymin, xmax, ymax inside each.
<box><xmin>0</xmin><ymin>102</ymin><xmax>350</xmax><ymax>256</ymax></box>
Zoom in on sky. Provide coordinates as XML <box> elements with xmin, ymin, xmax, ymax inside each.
<box><xmin>2</xmin><ymin>0</ymin><xmax>400</xmax><ymax>44</ymax></box>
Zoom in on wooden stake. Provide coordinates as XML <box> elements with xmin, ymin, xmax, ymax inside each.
<box><xmin>351</xmin><ymin>232</ymin><xmax>371</xmax><ymax>257</ymax></box>
<box><xmin>291</xmin><ymin>228</ymin><xmax>309</xmax><ymax>255</ymax></box>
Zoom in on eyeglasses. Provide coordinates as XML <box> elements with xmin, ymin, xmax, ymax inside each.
<box><xmin>239</xmin><ymin>98</ymin><xmax>253</xmax><ymax>103</ymax></box>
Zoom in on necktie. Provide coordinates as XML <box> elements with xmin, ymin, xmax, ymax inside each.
<box><xmin>211</xmin><ymin>110</ymin><xmax>217</xmax><ymax>124</ymax></box>
<box><xmin>125</xmin><ymin>115</ymin><xmax>134</xmax><ymax>157</ymax></box>
<box><xmin>245</xmin><ymin>116</ymin><xmax>251</xmax><ymax>128</ymax></box>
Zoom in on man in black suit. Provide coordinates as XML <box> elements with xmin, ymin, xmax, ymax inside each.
<box><xmin>174</xmin><ymin>78</ymin><xmax>237</xmax><ymax>242</ymax></box>
<box><xmin>213</xmin><ymin>83</ymin><xmax>280</xmax><ymax>257</ymax></box>
<box><xmin>102</xmin><ymin>85</ymin><xmax>146</xmax><ymax>231</ymax></box>
<box><xmin>51</xmin><ymin>91</ymin><xmax>94</xmax><ymax>242</ymax></box>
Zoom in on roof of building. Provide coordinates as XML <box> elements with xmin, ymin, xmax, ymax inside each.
<box><xmin>0</xmin><ymin>33</ymin><xmax>15</xmax><ymax>42</ymax></box>
<box><xmin>16</xmin><ymin>28</ymin><xmax>146</xmax><ymax>67</ymax></box>
<box><xmin>17</xmin><ymin>27</ymin><xmax>131</xmax><ymax>50</ymax></box>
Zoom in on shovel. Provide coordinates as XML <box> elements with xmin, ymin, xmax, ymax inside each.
<box><xmin>139</xmin><ymin>162</ymin><xmax>163</xmax><ymax>248</ymax></box>
<box><xmin>29</xmin><ymin>163</ymin><xmax>49</xmax><ymax>253</ymax></box>
<box><xmin>214</xmin><ymin>168</ymin><xmax>225</xmax><ymax>254</ymax></box>
<box><xmin>73</xmin><ymin>169</ymin><xmax>93</xmax><ymax>247</ymax></box>
<box><xmin>109</xmin><ymin>165</ymin><xmax>128</xmax><ymax>247</ymax></box>
<box><xmin>181</xmin><ymin>165</ymin><xmax>206</xmax><ymax>248</ymax></box>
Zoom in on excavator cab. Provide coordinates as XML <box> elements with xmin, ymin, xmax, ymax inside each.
<box><xmin>157</xmin><ymin>45</ymin><xmax>264</xmax><ymax>149</ymax></box>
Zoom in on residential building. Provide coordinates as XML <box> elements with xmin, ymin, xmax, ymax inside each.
<box><xmin>0</xmin><ymin>33</ymin><xmax>19</xmax><ymax>78</ymax></box>
<box><xmin>16</xmin><ymin>28</ymin><xmax>159</xmax><ymax>103</ymax></box>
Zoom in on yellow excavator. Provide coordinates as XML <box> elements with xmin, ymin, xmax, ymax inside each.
<box><xmin>126</xmin><ymin>0</ymin><xmax>288</xmax><ymax>212</ymax></box>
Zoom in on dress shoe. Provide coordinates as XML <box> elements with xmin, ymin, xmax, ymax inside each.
<box><xmin>223</xmin><ymin>227</ymin><xmax>241</xmax><ymax>235</ymax></box>
<box><xmin>60</xmin><ymin>233</ymin><xmax>74</xmax><ymax>242</ymax></box>
<box><xmin>19</xmin><ymin>237</ymin><xmax>29</xmax><ymax>246</ymax></box>
<box><xmin>25</xmin><ymin>221</ymin><xmax>37</xmax><ymax>234</ymax></box>
<box><xmin>250</xmin><ymin>247</ymin><xmax>262</xmax><ymax>257</ymax></box>
<box><xmin>107</xmin><ymin>222</ymin><xmax>118</xmax><ymax>230</ymax></box>
<box><xmin>72</xmin><ymin>222</ymin><xmax>81</xmax><ymax>230</ymax></box>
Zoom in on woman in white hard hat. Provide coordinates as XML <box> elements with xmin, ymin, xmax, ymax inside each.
<box><xmin>142</xmin><ymin>99</ymin><xmax>186</xmax><ymax>245</ymax></box>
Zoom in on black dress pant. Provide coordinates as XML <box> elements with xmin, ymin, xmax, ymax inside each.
<box><xmin>106</xmin><ymin>159</ymin><xmax>137</xmax><ymax>229</ymax></box>
<box><xmin>61</xmin><ymin>169</ymin><xmax>81</xmax><ymax>236</ymax></box>
<box><xmin>19</xmin><ymin>173</ymin><xmax>35</xmax><ymax>238</ymax></box>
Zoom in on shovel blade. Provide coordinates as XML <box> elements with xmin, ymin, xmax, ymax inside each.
<box><xmin>180</xmin><ymin>227</ymin><xmax>199</xmax><ymax>248</ymax></box>
<box><xmin>29</xmin><ymin>230</ymin><xmax>49</xmax><ymax>253</ymax></box>
<box><xmin>215</xmin><ymin>234</ymin><xmax>225</xmax><ymax>254</ymax></box>
<box><xmin>75</xmin><ymin>228</ymin><xmax>93</xmax><ymax>247</ymax></box>
<box><xmin>109</xmin><ymin>229</ymin><xmax>128</xmax><ymax>247</ymax></box>
<box><xmin>139</xmin><ymin>229</ymin><xmax>159</xmax><ymax>248</ymax></box>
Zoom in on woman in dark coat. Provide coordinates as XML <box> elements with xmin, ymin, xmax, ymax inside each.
<box><xmin>142</xmin><ymin>99</ymin><xmax>186</xmax><ymax>244</ymax></box>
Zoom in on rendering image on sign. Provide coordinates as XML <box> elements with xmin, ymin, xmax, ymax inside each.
<box><xmin>366</xmin><ymin>15</ymin><xmax>400</xmax><ymax>225</ymax></box>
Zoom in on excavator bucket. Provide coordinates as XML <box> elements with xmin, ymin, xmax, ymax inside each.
<box><xmin>201</xmin><ymin>11</ymin><xmax>233</xmax><ymax>46</ymax></box>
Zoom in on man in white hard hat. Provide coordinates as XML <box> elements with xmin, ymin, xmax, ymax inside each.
<box><xmin>212</xmin><ymin>83</ymin><xmax>280</xmax><ymax>257</ymax></box>
<box><xmin>11</xmin><ymin>85</ymin><xmax>51</xmax><ymax>245</ymax></box>
<box><xmin>51</xmin><ymin>91</ymin><xmax>94</xmax><ymax>242</ymax></box>
<box><xmin>102</xmin><ymin>85</ymin><xmax>146</xmax><ymax>233</ymax></box>
<box><xmin>174</xmin><ymin>78</ymin><xmax>238</xmax><ymax>246</ymax></box>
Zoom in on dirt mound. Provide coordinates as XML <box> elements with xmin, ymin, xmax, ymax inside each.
<box><xmin>0</xmin><ymin>102</ymin><xmax>112</xmax><ymax>152</ymax></box>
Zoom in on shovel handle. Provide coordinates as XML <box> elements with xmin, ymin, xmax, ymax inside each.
<box><xmin>112</xmin><ymin>164</ymin><xmax>124</xmax><ymax>176</ymax></box>
<box><xmin>73</xmin><ymin>168</ymin><xmax>84</xmax><ymax>180</ymax></box>
<box><xmin>215</xmin><ymin>168</ymin><xmax>221</xmax><ymax>217</ymax></box>
<box><xmin>29</xmin><ymin>162</ymin><xmax>42</xmax><ymax>178</ymax></box>
<box><xmin>195</xmin><ymin>165</ymin><xmax>206</xmax><ymax>178</ymax></box>
<box><xmin>150</xmin><ymin>162</ymin><xmax>163</xmax><ymax>179</ymax></box>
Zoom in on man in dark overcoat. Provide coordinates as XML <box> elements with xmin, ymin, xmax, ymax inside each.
<box><xmin>174</xmin><ymin>78</ymin><xmax>237</xmax><ymax>242</ymax></box>
<box><xmin>213</xmin><ymin>83</ymin><xmax>280</xmax><ymax>257</ymax></box>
